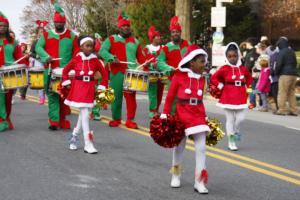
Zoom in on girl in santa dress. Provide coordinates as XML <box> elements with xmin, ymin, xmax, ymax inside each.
<box><xmin>211</xmin><ymin>42</ymin><xmax>253</xmax><ymax>151</ymax></box>
<box><xmin>161</xmin><ymin>45</ymin><xmax>210</xmax><ymax>194</ymax></box>
<box><xmin>62</xmin><ymin>36</ymin><xmax>108</xmax><ymax>154</ymax></box>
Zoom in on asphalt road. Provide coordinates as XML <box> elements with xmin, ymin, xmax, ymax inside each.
<box><xmin>0</xmin><ymin>93</ymin><xmax>299</xmax><ymax>200</ymax></box>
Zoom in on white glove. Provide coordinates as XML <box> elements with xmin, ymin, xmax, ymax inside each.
<box><xmin>97</xmin><ymin>85</ymin><xmax>106</xmax><ymax>91</ymax></box>
<box><xmin>217</xmin><ymin>83</ymin><xmax>224</xmax><ymax>90</ymax></box>
<box><xmin>160</xmin><ymin>113</ymin><xmax>167</xmax><ymax>119</ymax></box>
<box><xmin>62</xmin><ymin>80</ymin><xmax>71</xmax><ymax>87</ymax></box>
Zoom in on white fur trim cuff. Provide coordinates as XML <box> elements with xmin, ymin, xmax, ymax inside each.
<box><xmin>216</xmin><ymin>103</ymin><xmax>248</xmax><ymax>110</ymax></box>
<box><xmin>97</xmin><ymin>85</ymin><xmax>106</xmax><ymax>90</ymax></box>
<box><xmin>160</xmin><ymin>113</ymin><xmax>167</xmax><ymax>119</ymax></box>
<box><xmin>64</xmin><ymin>99</ymin><xmax>94</xmax><ymax>108</ymax></box>
<box><xmin>217</xmin><ymin>83</ymin><xmax>224</xmax><ymax>90</ymax></box>
<box><xmin>185</xmin><ymin>125</ymin><xmax>211</xmax><ymax>136</ymax></box>
<box><xmin>62</xmin><ymin>80</ymin><xmax>71</xmax><ymax>86</ymax></box>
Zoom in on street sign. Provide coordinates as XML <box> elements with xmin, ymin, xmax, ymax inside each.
<box><xmin>211</xmin><ymin>7</ymin><xmax>226</xmax><ymax>27</ymax></box>
<box><xmin>212</xmin><ymin>44</ymin><xmax>226</xmax><ymax>67</ymax></box>
<box><xmin>219</xmin><ymin>0</ymin><xmax>233</xmax><ymax>2</ymax></box>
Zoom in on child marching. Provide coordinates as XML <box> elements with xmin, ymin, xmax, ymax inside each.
<box><xmin>62</xmin><ymin>36</ymin><xmax>108</xmax><ymax>154</ymax></box>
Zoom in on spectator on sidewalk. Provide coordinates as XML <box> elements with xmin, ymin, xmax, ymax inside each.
<box><xmin>256</xmin><ymin>55</ymin><xmax>271</xmax><ymax>112</ymax></box>
<box><xmin>244</xmin><ymin>37</ymin><xmax>259</xmax><ymax>109</ymax></box>
<box><xmin>274</xmin><ymin>37</ymin><xmax>298</xmax><ymax>116</ymax></box>
<box><xmin>269</xmin><ymin>47</ymin><xmax>280</xmax><ymax>112</ymax></box>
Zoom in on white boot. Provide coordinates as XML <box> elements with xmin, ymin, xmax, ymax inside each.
<box><xmin>83</xmin><ymin>131</ymin><xmax>98</xmax><ymax>154</ymax></box>
<box><xmin>69</xmin><ymin>128</ymin><xmax>80</xmax><ymax>150</ymax></box>
<box><xmin>194</xmin><ymin>169</ymin><xmax>208</xmax><ymax>194</ymax></box>
<box><xmin>170</xmin><ymin>174</ymin><xmax>181</xmax><ymax>188</ymax></box>
<box><xmin>194</xmin><ymin>181</ymin><xmax>208</xmax><ymax>194</ymax></box>
<box><xmin>228</xmin><ymin>135</ymin><xmax>238</xmax><ymax>151</ymax></box>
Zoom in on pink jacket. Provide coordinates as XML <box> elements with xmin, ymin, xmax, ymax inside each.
<box><xmin>256</xmin><ymin>67</ymin><xmax>271</xmax><ymax>93</ymax></box>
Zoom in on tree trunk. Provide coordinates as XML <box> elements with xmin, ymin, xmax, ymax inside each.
<box><xmin>175</xmin><ymin>0</ymin><xmax>191</xmax><ymax>41</ymax></box>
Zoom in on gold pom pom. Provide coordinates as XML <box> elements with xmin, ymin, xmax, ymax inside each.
<box><xmin>206</xmin><ymin>118</ymin><xmax>225</xmax><ymax>146</ymax></box>
<box><xmin>169</xmin><ymin>165</ymin><xmax>183</xmax><ymax>175</ymax></box>
<box><xmin>95</xmin><ymin>87</ymin><xmax>115</xmax><ymax>108</ymax></box>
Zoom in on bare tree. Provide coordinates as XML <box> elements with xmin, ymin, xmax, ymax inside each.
<box><xmin>20</xmin><ymin>0</ymin><xmax>86</xmax><ymax>40</ymax></box>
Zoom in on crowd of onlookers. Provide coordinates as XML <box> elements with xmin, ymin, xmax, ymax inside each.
<box><xmin>239</xmin><ymin>36</ymin><xmax>299</xmax><ymax>116</ymax></box>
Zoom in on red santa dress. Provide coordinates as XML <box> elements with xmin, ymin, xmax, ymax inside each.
<box><xmin>62</xmin><ymin>52</ymin><xmax>108</xmax><ymax>108</ymax></box>
<box><xmin>211</xmin><ymin>42</ymin><xmax>253</xmax><ymax>110</ymax></box>
<box><xmin>162</xmin><ymin>46</ymin><xmax>210</xmax><ymax>136</ymax></box>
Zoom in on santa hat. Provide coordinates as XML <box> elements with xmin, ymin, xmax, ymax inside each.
<box><xmin>148</xmin><ymin>26</ymin><xmax>160</xmax><ymax>42</ymax></box>
<box><xmin>178</xmin><ymin>45</ymin><xmax>207</xmax><ymax>69</ymax></box>
<box><xmin>169</xmin><ymin>16</ymin><xmax>181</xmax><ymax>31</ymax></box>
<box><xmin>35</xmin><ymin>20</ymin><xmax>48</xmax><ymax>28</ymax></box>
<box><xmin>0</xmin><ymin>11</ymin><xmax>9</xmax><ymax>24</ymax></box>
<box><xmin>53</xmin><ymin>2</ymin><xmax>66</xmax><ymax>23</ymax></box>
<box><xmin>117</xmin><ymin>11</ymin><xmax>130</xmax><ymax>28</ymax></box>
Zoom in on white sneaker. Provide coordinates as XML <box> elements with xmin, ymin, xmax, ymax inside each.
<box><xmin>194</xmin><ymin>181</ymin><xmax>208</xmax><ymax>194</ymax></box>
<box><xmin>170</xmin><ymin>174</ymin><xmax>181</xmax><ymax>188</ymax></box>
<box><xmin>84</xmin><ymin>143</ymin><xmax>98</xmax><ymax>154</ymax></box>
<box><xmin>69</xmin><ymin>143</ymin><xmax>78</xmax><ymax>150</ymax></box>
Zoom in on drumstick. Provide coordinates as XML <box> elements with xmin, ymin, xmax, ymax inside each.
<box><xmin>52</xmin><ymin>58</ymin><xmax>62</xmax><ymax>61</ymax></box>
<box><xmin>120</xmin><ymin>61</ymin><xmax>136</xmax><ymax>65</ymax></box>
<box><xmin>13</xmin><ymin>55</ymin><xmax>27</xmax><ymax>64</ymax></box>
<box><xmin>136</xmin><ymin>57</ymin><xmax>154</xmax><ymax>70</ymax></box>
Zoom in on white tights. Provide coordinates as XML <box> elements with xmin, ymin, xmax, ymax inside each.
<box><xmin>224</xmin><ymin>109</ymin><xmax>246</xmax><ymax>136</ymax></box>
<box><xmin>172</xmin><ymin>133</ymin><xmax>206</xmax><ymax>178</ymax></box>
<box><xmin>73</xmin><ymin>108</ymin><xmax>90</xmax><ymax>136</ymax></box>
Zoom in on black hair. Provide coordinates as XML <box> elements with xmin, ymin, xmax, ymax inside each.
<box><xmin>77</xmin><ymin>35</ymin><xmax>95</xmax><ymax>46</ymax></box>
<box><xmin>181</xmin><ymin>54</ymin><xmax>206</xmax><ymax>69</ymax></box>
<box><xmin>226</xmin><ymin>44</ymin><xmax>238</xmax><ymax>56</ymax></box>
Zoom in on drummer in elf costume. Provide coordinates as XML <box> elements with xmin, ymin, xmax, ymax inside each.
<box><xmin>35</xmin><ymin>1</ymin><xmax>79</xmax><ymax>130</ymax></box>
<box><xmin>157</xmin><ymin>16</ymin><xmax>190</xmax><ymax>113</ymax></box>
<box><xmin>143</xmin><ymin>26</ymin><xmax>164</xmax><ymax>118</ymax></box>
<box><xmin>0</xmin><ymin>12</ymin><xmax>28</xmax><ymax>131</ymax></box>
<box><xmin>99</xmin><ymin>12</ymin><xmax>148</xmax><ymax>129</ymax></box>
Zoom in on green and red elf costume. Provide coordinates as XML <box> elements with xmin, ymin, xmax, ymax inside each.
<box><xmin>0</xmin><ymin>12</ymin><xmax>27</xmax><ymax>131</ymax></box>
<box><xmin>99</xmin><ymin>12</ymin><xmax>147</xmax><ymax>129</ymax></box>
<box><xmin>157</xmin><ymin>16</ymin><xmax>190</xmax><ymax>114</ymax></box>
<box><xmin>35</xmin><ymin>2</ymin><xmax>79</xmax><ymax>130</ymax></box>
<box><xmin>143</xmin><ymin>26</ymin><xmax>164</xmax><ymax>118</ymax></box>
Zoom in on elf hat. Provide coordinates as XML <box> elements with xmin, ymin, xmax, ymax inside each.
<box><xmin>0</xmin><ymin>11</ymin><xmax>9</xmax><ymax>24</ymax></box>
<box><xmin>148</xmin><ymin>26</ymin><xmax>160</xmax><ymax>42</ymax></box>
<box><xmin>53</xmin><ymin>2</ymin><xmax>66</xmax><ymax>23</ymax></box>
<box><xmin>36</xmin><ymin>20</ymin><xmax>48</xmax><ymax>28</ymax></box>
<box><xmin>169</xmin><ymin>16</ymin><xmax>181</xmax><ymax>31</ymax></box>
<box><xmin>178</xmin><ymin>44</ymin><xmax>207</xmax><ymax>69</ymax></box>
<box><xmin>117</xmin><ymin>11</ymin><xmax>130</xmax><ymax>28</ymax></box>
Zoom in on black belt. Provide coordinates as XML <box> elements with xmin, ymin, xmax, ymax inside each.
<box><xmin>75</xmin><ymin>76</ymin><xmax>94</xmax><ymax>82</ymax></box>
<box><xmin>225</xmin><ymin>81</ymin><xmax>245</xmax><ymax>86</ymax></box>
<box><xmin>177</xmin><ymin>98</ymin><xmax>203</xmax><ymax>105</ymax></box>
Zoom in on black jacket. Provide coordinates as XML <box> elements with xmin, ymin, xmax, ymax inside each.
<box><xmin>275</xmin><ymin>38</ymin><xmax>298</xmax><ymax>76</ymax></box>
<box><xmin>244</xmin><ymin>48</ymin><xmax>259</xmax><ymax>73</ymax></box>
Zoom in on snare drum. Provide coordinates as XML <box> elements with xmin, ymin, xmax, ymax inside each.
<box><xmin>123</xmin><ymin>69</ymin><xmax>149</xmax><ymax>92</ymax></box>
<box><xmin>0</xmin><ymin>64</ymin><xmax>28</xmax><ymax>90</ymax></box>
<box><xmin>159</xmin><ymin>73</ymin><xmax>169</xmax><ymax>84</ymax></box>
<box><xmin>50</xmin><ymin>68</ymin><xmax>75</xmax><ymax>93</ymax></box>
<box><xmin>29</xmin><ymin>67</ymin><xmax>44</xmax><ymax>90</ymax></box>
<box><xmin>148</xmin><ymin>71</ymin><xmax>161</xmax><ymax>83</ymax></box>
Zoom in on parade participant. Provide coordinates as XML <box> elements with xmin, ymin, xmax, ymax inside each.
<box><xmin>161</xmin><ymin>45</ymin><xmax>210</xmax><ymax>194</ymax></box>
<box><xmin>62</xmin><ymin>35</ymin><xmax>108</xmax><ymax>154</ymax></box>
<box><xmin>157</xmin><ymin>16</ymin><xmax>190</xmax><ymax>114</ymax></box>
<box><xmin>0</xmin><ymin>11</ymin><xmax>28</xmax><ymax>131</ymax></box>
<box><xmin>35</xmin><ymin>2</ymin><xmax>79</xmax><ymax>130</ymax></box>
<box><xmin>99</xmin><ymin>12</ymin><xmax>148</xmax><ymax>129</ymax></box>
<box><xmin>30</xmin><ymin>20</ymin><xmax>48</xmax><ymax>105</ymax></box>
<box><xmin>143</xmin><ymin>26</ymin><xmax>164</xmax><ymax>118</ymax></box>
<box><xmin>211</xmin><ymin>42</ymin><xmax>253</xmax><ymax>151</ymax></box>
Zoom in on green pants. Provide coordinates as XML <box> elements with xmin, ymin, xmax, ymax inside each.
<box><xmin>148</xmin><ymin>81</ymin><xmax>164</xmax><ymax>112</ymax></box>
<box><xmin>44</xmin><ymin>69</ymin><xmax>61</xmax><ymax>123</ymax></box>
<box><xmin>0</xmin><ymin>92</ymin><xmax>9</xmax><ymax>131</ymax></box>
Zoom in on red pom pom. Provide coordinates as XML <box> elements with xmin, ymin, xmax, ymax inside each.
<box><xmin>149</xmin><ymin>114</ymin><xmax>185</xmax><ymax>148</ymax></box>
<box><xmin>209</xmin><ymin>83</ymin><xmax>222</xmax><ymax>99</ymax></box>
<box><xmin>57</xmin><ymin>83</ymin><xmax>70</xmax><ymax>99</ymax></box>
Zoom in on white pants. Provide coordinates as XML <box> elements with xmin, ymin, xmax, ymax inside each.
<box><xmin>73</xmin><ymin>107</ymin><xmax>90</xmax><ymax>136</ymax></box>
<box><xmin>224</xmin><ymin>109</ymin><xmax>246</xmax><ymax>136</ymax></box>
<box><xmin>172</xmin><ymin>133</ymin><xmax>206</xmax><ymax>179</ymax></box>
